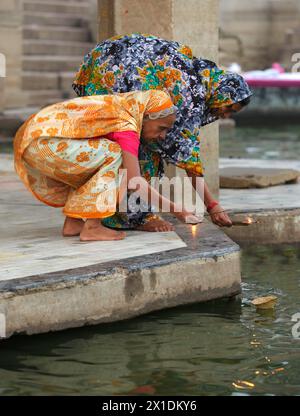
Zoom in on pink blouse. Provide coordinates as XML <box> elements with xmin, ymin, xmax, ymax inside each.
<box><xmin>104</xmin><ymin>131</ymin><xmax>140</xmax><ymax>157</ymax></box>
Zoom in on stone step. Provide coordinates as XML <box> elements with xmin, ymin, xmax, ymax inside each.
<box><xmin>23</xmin><ymin>11</ymin><xmax>88</xmax><ymax>27</ymax></box>
<box><xmin>24</xmin><ymin>90</ymin><xmax>63</xmax><ymax>105</ymax></box>
<box><xmin>22</xmin><ymin>55</ymin><xmax>82</xmax><ymax>73</ymax></box>
<box><xmin>23</xmin><ymin>39</ymin><xmax>94</xmax><ymax>56</ymax></box>
<box><xmin>22</xmin><ymin>71</ymin><xmax>59</xmax><ymax>90</ymax></box>
<box><xmin>60</xmin><ymin>72</ymin><xmax>77</xmax><ymax>91</ymax></box>
<box><xmin>220</xmin><ymin>167</ymin><xmax>300</xmax><ymax>189</ymax></box>
<box><xmin>23</xmin><ymin>25</ymin><xmax>90</xmax><ymax>42</ymax></box>
<box><xmin>24</xmin><ymin>90</ymin><xmax>76</xmax><ymax>107</ymax></box>
<box><xmin>23</xmin><ymin>0</ymin><xmax>89</xmax><ymax>15</ymax></box>
<box><xmin>22</xmin><ymin>71</ymin><xmax>76</xmax><ymax>91</ymax></box>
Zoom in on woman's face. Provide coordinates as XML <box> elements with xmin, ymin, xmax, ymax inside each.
<box><xmin>141</xmin><ymin>114</ymin><xmax>176</xmax><ymax>143</ymax></box>
<box><xmin>211</xmin><ymin>102</ymin><xmax>244</xmax><ymax>119</ymax></box>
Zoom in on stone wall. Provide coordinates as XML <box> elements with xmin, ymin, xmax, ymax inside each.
<box><xmin>220</xmin><ymin>0</ymin><xmax>300</xmax><ymax>71</ymax></box>
<box><xmin>0</xmin><ymin>0</ymin><xmax>26</xmax><ymax>110</ymax></box>
<box><xmin>269</xmin><ymin>0</ymin><xmax>300</xmax><ymax>70</ymax></box>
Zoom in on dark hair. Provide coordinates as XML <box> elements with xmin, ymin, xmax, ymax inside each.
<box><xmin>238</xmin><ymin>96</ymin><xmax>251</xmax><ymax>107</ymax></box>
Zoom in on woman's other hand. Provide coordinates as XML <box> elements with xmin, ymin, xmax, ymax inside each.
<box><xmin>209</xmin><ymin>204</ymin><xmax>232</xmax><ymax>227</ymax></box>
<box><xmin>173</xmin><ymin>209</ymin><xmax>202</xmax><ymax>224</ymax></box>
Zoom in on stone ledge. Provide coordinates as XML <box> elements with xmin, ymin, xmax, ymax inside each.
<box><xmin>219</xmin><ymin>158</ymin><xmax>300</xmax><ymax>245</ymax></box>
<box><xmin>219</xmin><ymin>208</ymin><xmax>300</xmax><ymax>245</ymax></box>
<box><xmin>0</xmin><ymin>218</ymin><xmax>241</xmax><ymax>339</ymax></box>
<box><xmin>220</xmin><ymin>167</ymin><xmax>300</xmax><ymax>189</ymax></box>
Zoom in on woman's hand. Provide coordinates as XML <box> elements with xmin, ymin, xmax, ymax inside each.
<box><xmin>209</xmin><ymin>204</ymin><xmax>232</xmax><ymax>227</ymax></box>
<box><xmin>173</xmin><ymin>209</ymin><xmax>202</xmax><ymax>224</ymax></box>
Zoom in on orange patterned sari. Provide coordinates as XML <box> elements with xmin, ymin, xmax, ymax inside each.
<box><xmin>14</xmin><ymin>90</ymin><xmax>173</xmax><ymax>219</ymax></box>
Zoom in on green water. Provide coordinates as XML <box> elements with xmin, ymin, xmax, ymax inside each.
<box><xmin>0</xmin><ymin>244</ymin><xmax>299</xmax><ymax>396</ymax></box>
<box><xmin>220</xmin><ymin>125</ymin><xmax>300</xmax><ymax>160</ymax></box>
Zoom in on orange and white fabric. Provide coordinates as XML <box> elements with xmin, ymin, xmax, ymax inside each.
<box><xmin>14</xmin><ymin>90</ymin><xmax>174</xmax><ymax>219</ymax></box>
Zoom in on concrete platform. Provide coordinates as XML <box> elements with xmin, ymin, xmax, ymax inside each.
<box><xmin>220</xmin><ymin>167</ymin><xmax>299</xmax><ymax>188</ymax></box>
<box><xmin>0</xmin><ymin>155</ymin><xmax>241</xmax><ymax>339</ymax></box>
<box><xmin>219</xmin><ymin>158</ymin><xmax>300</xmax><ymax>244</ymax></box>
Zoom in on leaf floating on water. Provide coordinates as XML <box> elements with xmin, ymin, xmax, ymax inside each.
<box><xmin>251</xmin><ymin>295</ymin><xmax>278</xmax><ymax>309</ymax></box>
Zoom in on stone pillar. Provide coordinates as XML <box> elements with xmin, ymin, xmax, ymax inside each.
<box><xmin>0</xmin><ymin>0</ymin><xmax>25</xmax><ymax>110</ymax></box>
<box><xmin>172</xmin><ymin>0</ymin><xmax>219</xmax><ymax>199</ymax></box>
<box><xmin>88</xmin><ymin>0</ymin><xmax>99</xmax><ymax>44</ymax></box>
<box><xmin>98</xmin><ymin>0</ymin><xmax>220</xmax><ymax>199</ymax></box>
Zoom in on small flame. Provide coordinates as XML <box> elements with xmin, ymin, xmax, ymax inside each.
<box><xmin>246</xmin><ymin>217</ymin><xmax>253</xmax><ymax>224</ymax></box>
<box><xmin>191</xmin><ymin>225</ymin><xmax>197</xmax><ymax>236</ymax></box>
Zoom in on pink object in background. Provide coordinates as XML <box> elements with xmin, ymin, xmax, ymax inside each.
<box><xmin>243</xmin><ymin>62</ymin><xmax>300</xmax><ymax>87</ymax></box>
<box><xmin>272</xmin><ymin>62</ymin><xmax>285</xmax><ymax>73</ymax></box>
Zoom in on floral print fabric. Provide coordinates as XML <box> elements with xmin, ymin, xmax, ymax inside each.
<box><xmin>22</xmin><ymin>136</ymin><xmax>123</xmax><ymax>218</ymax></box>
<box><xmin>73</xmin><ymin>33</ymin><xmax>253</xmax><ymax>177</ymax></box>
<box><xmin>14</xmin><ymin>90</ymin><xmax>172</xmax><ymax>202</ymax></box>
<box><xmin>72</xmin><ymin>33</ymin><xmax>252</xmax><ymax>229</ymax></box>
<box><xmin>13</xmin><ymin>90</ymin><xmax>173</xmax><ymax>220</ymax></box>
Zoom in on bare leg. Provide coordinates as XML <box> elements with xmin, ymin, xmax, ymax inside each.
<box><xmin>62</xmin><ymin>216</ymin><xmax>85</xmax><ymax>237</ymax></box>
<box><xmin>80</xmin><ymin>219</ymin><xmax>126</xmax><ymax>241</ymax></box>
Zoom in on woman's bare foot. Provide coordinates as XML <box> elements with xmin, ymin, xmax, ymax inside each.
<box><xmin>136</xmin><ymin>218</ymin><xmax>175</xmax><ymax>232</ymax></box>
<box><xmin>62</xmin><ymin>217</ymin><xmax>85</xmax><ymax>237</ymax></box>
<box><xmin>80</xmin><ymin>219</ymin><xmax>126</xmax><ymax>241</ymax></box>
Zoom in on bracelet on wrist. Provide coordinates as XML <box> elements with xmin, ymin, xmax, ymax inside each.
<box><xmin>206</xmin><ymin>200</ymin><xmax>219</xmax><ymax>213</ymax></box>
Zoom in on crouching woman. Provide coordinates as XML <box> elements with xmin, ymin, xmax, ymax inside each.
<box><xmin>14</xmin><ymin>90</ymin><xmax>199</xmax><ymax>241</ymax></box>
